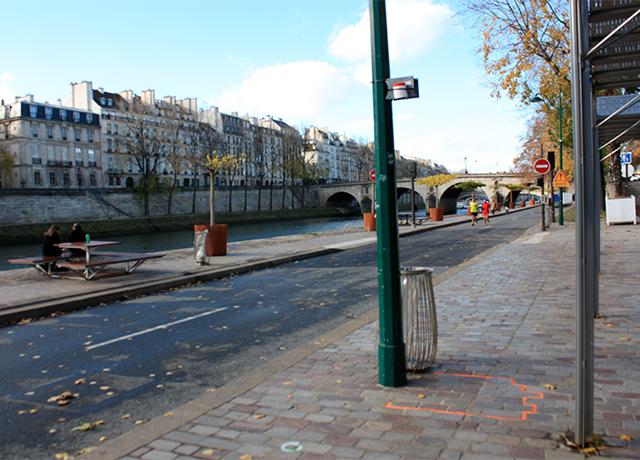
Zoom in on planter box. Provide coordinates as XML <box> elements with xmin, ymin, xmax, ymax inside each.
<box><xmin>363</xmin><ymin>212</ymin><xmax>376</xmax><ymax>231</ymax></box>
<box><xmin>428</xmin><ymin>208</ymin><xmax>444</xmax><ymax>221</ymax></box>
<box><xmin>605</xmin><ymin>196</ymin><xmax>637</xmax><ymax>225</ymax></box>
<box><xmin>194</xmin><ymin>224</ymin><xmax>228</xmax><ymax>256</ymax></box>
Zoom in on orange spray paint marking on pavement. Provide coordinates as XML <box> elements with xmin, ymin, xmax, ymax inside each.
<box><xmin>384</xmin><ymin>372</ymin><xmax>545</xmax><ymax>422</ymax></box>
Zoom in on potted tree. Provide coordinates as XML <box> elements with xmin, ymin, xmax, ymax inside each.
<box><xmin>416</xmin><ymin>174</ymin><xmax>457</xmax><ymax>221</ymax></box>
<box><xmin>194</xmin><ymin>150</ymin><xmax>240</xmax><ymax>257</ymax></box>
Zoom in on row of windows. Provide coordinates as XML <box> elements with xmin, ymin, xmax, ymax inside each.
<box><xmin>30</xmin><ymin>122</ymin><xmax>96</xmax><ymax>142</ymax></box>
<box><xmin>33</xmin><ymin>170</ymin><xmax>97</xmax><ymax>187</ymax></box>
<box><xmin>31</xmin><ymin>144</ymin><xmax>96</xmax><ymax>163</ymax></box>
<box><xmin>31</xmin><ymin>105</ymin><xmax>93</xmax><ymax>124</ymax></box>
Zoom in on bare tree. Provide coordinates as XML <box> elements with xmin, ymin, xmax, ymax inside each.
<box><xmin>121</xmin><ymin>114</ymin><xmax>164</xmax><ymax>216</ymax></box>
<box><xmin>164</xmin><ymin>125</ymin><xmax>184</xmax><ymax>215</ymax></box>
<box><xmin>0</xmin><ymin>146</ymin><xmax>14</xmax><ymax>188</ymax></box>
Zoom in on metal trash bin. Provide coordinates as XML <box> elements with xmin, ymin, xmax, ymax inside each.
<box><xmin>194</xmin><ymin>229</ymin><xmax>208</xmax><ymax>265</ymax></box>
<box><xmin>401</xmin><ymin>266</ymin><xmax>437</xmax><ymax>371</ymax></box>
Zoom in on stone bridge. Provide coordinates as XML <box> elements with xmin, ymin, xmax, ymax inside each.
<box><xmin>311</xmin><ymin>173</ymin><xmax>532</xmax><ymax>214</ymax></box>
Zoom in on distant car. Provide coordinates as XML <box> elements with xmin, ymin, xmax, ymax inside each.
<box><xmin>630</xmin><ymin>175</ymin><xmax>640</xmax><ymax>182</ymax></box>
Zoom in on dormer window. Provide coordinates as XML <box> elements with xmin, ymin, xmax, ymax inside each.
<box><xmin>100</xmin><ymin>97</ymin><xmax>106</xmax><ymax>106</ymax></box>
<box><xmin>29</xmin><ymin>105</ymin><xmax>38</xmax><ymax>118</ymax></box>
<box><xmin>45</xmin><ymin>107</ymin><xmax>53</xmax><ymax>120</ymax></box>
<box><xmin>59</xmin><ymin>109</ymin><xmax>67</xmax><ymax>121</ymax></box>
<box><xmin>73</xmin><ymin>112</ymin><xmax>81</xmax><ymax>123</ymax></box>
<box><xmin>86</xmin><ymin>113</ymin><xmax>93</xmax><ymax>124</ymax></box>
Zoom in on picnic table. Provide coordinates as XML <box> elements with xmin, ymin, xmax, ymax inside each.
<box><xmin>8</xmin><ymin>240</ymin><xmax>163</xmax><ymax>280</ymax></box>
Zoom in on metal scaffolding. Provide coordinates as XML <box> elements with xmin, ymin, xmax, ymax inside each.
<box><xmin>570</xmin><ymin>0</ymin><xmax>640</xmax><ymax>446</ymax></box>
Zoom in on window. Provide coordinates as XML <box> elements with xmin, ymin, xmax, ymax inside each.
<box><xmin>73</xmin><ymin>111</ymin><xmax>80</xmax><ymax>123</ymax></box>
<box><xmin>59</xmin><ymin>109</ymin><xmax>67</xmax><ymax>121</ymax></box>
<box><xmin>88</xmin><ymin>149</ymin><xmax>95</xmax><ymax>163</ymax></box>
<box><xmin>31</xmin><ymin>122</ymin><xmax>38</xmax><ymax>137</ymax></box>
<box><xmin>63</xmin><ymin>172</ymin><xmax>70</xmax><ymax>187</ymax></box>
<box><xmin>108</xmin><ymin>176</ymin><xmax>114</xmax><ymax>186</ymax></box>
<box><xmin>75</xmin><ymin>128</ymin><xmax>81</xmax><ymax>142</ymax></box>
<box><xmin>87</xmin><ymin>129</ymin><xmax>93</xmax><ymax>143</ymax></box>
<box><xmin>75</xmin><ymin>147</ymin><xmax>83</xmax><ymax>163</ymax></box>
<box><xmin>106</xmin><ymin>138</ymin><xmax>112</xmax><ymax>152</ymax></box>
<box><xmin>34</xmin><ymin>171</ymin><xmax>42</xmax><ymax>185</ymax></box>
<box><xmin>45</xmin><ymin>107</ymin><xmax>53</xmax><ymax>120</ymax></box>
<box><xmin>47</xmin><ymin>145</ymin><xmax>54</xmax><ymax>160</ymax></box>
<box><xmin>100</xmin><ymin>97</ymin><xmax>106</xmax><ymax>106</ymax></box>
<box><xmin>113</xmin><ymin>124</ymin><xmax>118</xmax><ymax>135</ymax></box>
<box><xmin>49</xmin><ymin>171</ymin><xmax>56</xmax><ymax>186</ymax></box>
<box><xmin>47</xmin><ymin>124</ymin><xmax>53</xmax><ymax>139</ymax></box>
<box><xmin>61</xmin><ymin>148</ymin><xmax>68</xmax><ymax>162</ymax></box>
<box><xmin>115</xmin><ymin>176</ymin><xmax>121</xmax><ymax>186</ymax></box>
<box><xmin>32</xmin><ymin>144</ymin><xmax>40</xmax><ymax>162</ymax></box>
<box><xmin>89</xmin><ymin>173</ymin><xmax>96</xmax><ymax>186</ymax></box>
<box><xmin>77</xmin><ymin>173</ymin><xmax>83</xmax><ymax>187</ymax></box>
<box><xmin>30</xmin><ymin>105</ymin><xmax>38</xmax><ymax>118</ymax></box>
<box><xmin>107</xmin><ymin>99</ymin><xmax>113</xmax><ymax>107</ymax></box>
<box><xmin>61</xmin><ymin>126</ymin><xmax>68</xmax><ymax>139</ymax></box>
<box><xmin>86</xmin><ymin>113</ymin><xmax>93</xmax><ymax>124</ymax></box>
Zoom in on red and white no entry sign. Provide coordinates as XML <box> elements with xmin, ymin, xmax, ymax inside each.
<box><xmin>369</xmin><ymin>169</ymin><xmax>376</xmax><ymax>182</ymax></box>
<box><xmin>533</xmin><ymin>158</ymin><xmax>551</xmax><ymax>174</ymax></box>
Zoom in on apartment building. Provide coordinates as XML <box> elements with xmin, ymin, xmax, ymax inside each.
<box><xmin>0</xmin><ymin>95</ymin><xmax>102</xmax><ymax>189</ymax></box>
<box><xmin>67</xmin><ymin>81</ymin><xmax>202</xmax><ymax>189</ymax></box>
<box><xmin>304</xmin><ymin>127</ymin><xmax>373</xmax><ymax>183</ymax></box>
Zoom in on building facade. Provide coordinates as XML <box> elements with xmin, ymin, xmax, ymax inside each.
<box><xmin>0</xmin><ymin>95</ymin><xmax>102</xmax><ymax>189</ymax></box>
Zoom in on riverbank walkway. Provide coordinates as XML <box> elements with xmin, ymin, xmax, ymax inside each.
<box><xmin>0</xmin><ymin>209</ymin><xmax>525</xmax><ymax>323</ymax></box>
<box><xmin>80</xmin><ymin>219</ymin><xmax>640</xmax><ymax>460</ymax></box>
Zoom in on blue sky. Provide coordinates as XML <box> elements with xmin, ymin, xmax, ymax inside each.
<box><xmin>0</xmin><ymin>0</ymin><xmax>527</xmax><ymax>173</ymax></box>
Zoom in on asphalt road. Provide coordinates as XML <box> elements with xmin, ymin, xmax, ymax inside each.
<box><xmin>0</xmin><ymin>209</ymin><xmax>539</xmax><ymax>459</ymax></box>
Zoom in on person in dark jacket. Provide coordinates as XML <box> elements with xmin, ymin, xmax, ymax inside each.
<box><xmin>68</xmin><ymin>223</ymin><xmax>86</xmax><ymax>256</ymax></box>
<box><xmin>42</xmin><ymin>225</ymin><xmax>62</xmax><ymax>257</ymax></box>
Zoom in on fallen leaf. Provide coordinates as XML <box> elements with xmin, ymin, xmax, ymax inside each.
<box><xmin>54</xmin><ymin>453</ymin><xmax>69</xmax><ymax>460</ymax></box>
<box><xmin>99</xmin><ymin>386</ymin><xmax>110</xmax><ymax>391</ymax></box>
<box><xmin>620</xmin><ymin>434</ymin><xmax>633</xmax><ymax>442</ymax></box>
<box><xmin>580</xmin><ymin>446</ymin><xmax>598</xmax><ymax>455</ymax></box>
<box><xmin>24</xmin><ymin>391</ymin><xmax>34</xmax><ymax>396</ymax></box>
<box><xmin>18</xmin><ymin>318</ymin><xmax>32</xmax><ymax>325</ymax></box>
<box><xmin>99</xmin><ymin>436</ymin><xmax>108</xmax><ymax>442</ymax></box>
<box><xmin>417</xmin><ymin>394</ymin><xmax>426</xmax><ymax>399</ymax></box>
<box><xmin>156</xmin><ymin>384</ymin><xmax>164</xmax><ymax>389</ymax></box>
<box><xmin>48</xmin><ymin>391</ymin><xmax>77</xmax><ymax>406</ymax></box>
<box><xmin>106</xmin><ymin>392</ymin><xmax>114</xmax><ymax>396</ymax></box>
<box><xmin>240</xmin><ymin>455</ymin><xmax>253</xmax><ymax>460</ymax></box>
<box><xmin>206</xmin><ymin>388</ymin><xmax>216</xmax><ymax>393</ymax></box>
<box><xmin>336</xmin><ymin>379</ymin><xmax>343</xmax><ymax>384</ymax></box>
<box><xmin>254</xmin><ymin>414</ymin><xmax>266</xmax><ymax>420</ymax></box>
<box><xmin>49</xmin><ymin>429</ymin><xmax>57</xmax><ymax>434</ymax></box>
<box><xmin>134</xmin><ymin>419</ymin><xmax>146</xmax><ymax>425</ymax></box>
<box><xmin>121</xmin><ymin>414</ymin><xmax>131</xmax><ymax>420</ymax></box>
<box><xmin>71</xmin><ymin>419</ymin><xmax>104</xmax><ymax>432</ymax></box>
<box><xmin>544</xmin><ymin>384</ymin><xmax>557</xmax><ymax>390</ymax></box>
<box><xmin>283</xmin><ymin>380</ymin><xmax>292</xmax><ymax>386</ymax></box>
<box><xmin>89</xmin><ymin>381</ymin><xmax>97</xmax><ymax>385</ymax></box>
<box><xmin>17</xmin><ymin>410</ymin><xmax>27</xmax><ymax>415</ymax></box>
<box><xmin>74</xmin><ymin>378</ymin><xmax>86</xmax><ymax>385</ymax></box>
<box><xmin>620</xmin><ymin>337</ymin><xmax>631</xmax><ymax>342</ymax></box>
<box><xmin>164</xmin><ymin>412</ymin><xmax>174</xmax><ymax>417</ymax></box>
<box><xmin>29</xmin><ymin>408</ymin><xmax>38</xmax><ymax>414</ymax></box>
<box><xmin>200</xmin><ymin>448</ymin><xmax>215</xmax><ymax>456</ymax></box>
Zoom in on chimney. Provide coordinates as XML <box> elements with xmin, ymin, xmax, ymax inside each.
<box><xmin>70</xmin><ymin>81</ymin><xmax>93</xmax><ymax>110</ymax></box>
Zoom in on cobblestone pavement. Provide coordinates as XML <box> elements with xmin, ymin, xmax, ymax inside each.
<box><xmin>95</xmin><ymin>223</ymin><xmax>639</xmax><ymax>460</ymax></box>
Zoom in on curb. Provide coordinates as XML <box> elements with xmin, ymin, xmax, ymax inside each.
<box><xmin>83</xmin><ymin>224</ymin><xmax>534</xmax><ymax>460</ymax></box>
<box><xmin>1</xmin><ymin>205</ymin><xmax>539</xmax><ymax>326</ymax></box>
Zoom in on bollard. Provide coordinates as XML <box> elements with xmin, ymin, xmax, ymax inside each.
<box><xmin>400</xmin><ymin>267</ymin><xmax>438</xmax><ymax>371</ymax></box>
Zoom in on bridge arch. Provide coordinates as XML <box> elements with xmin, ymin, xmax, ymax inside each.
<box><xmin>324</xmin><ymin>191</ymin><xmax>362</xmax><ymax>214</ymax></box>
<box><xmin>396</xmin><ymin>186</ymin><xmax>428</xmax><ymax>212</ymax></box>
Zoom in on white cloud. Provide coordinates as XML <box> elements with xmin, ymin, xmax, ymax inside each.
<box><xmin>328</xmin><ymin>0</ymin><xmax>452</xmax><ymax>65</ymax></box>
<box><xmin>0</xmin><ymin>73</ymin><xmax>16</xmax><ymax>103</ymax></box>
<box><xmin>215</xmin><ymin>61</ymin><xmax>352</xmax><ymax>120</ymax></box>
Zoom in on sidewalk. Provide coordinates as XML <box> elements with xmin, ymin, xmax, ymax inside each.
<box><xmin>0</xmin><ymin>209</ymin><xmax>523</xmax><ymax>323</ymax></box>
<box><xmin>83</xmin><ymin>222</ymin><xmax>640</xmax><ymax>460</ymax></box>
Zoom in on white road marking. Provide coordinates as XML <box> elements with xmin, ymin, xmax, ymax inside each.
<box><xmin>325</xmin><ymin>237</ymin><xmax>377</xmax><ymax>250</ymax></box>
<box><xmin>85</xmin><ymin>307</ymin><xmax>228</xmax><ymax>351</ymax></box>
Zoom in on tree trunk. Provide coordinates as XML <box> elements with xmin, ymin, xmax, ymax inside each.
<box><xmin>257</xmin><ymin>183</ymin><xmax>262</xmax><ymax>211</ymax></box>
<box><xmin>228</xmin><ymin>179</ymin><xmax>233</xmax><ymax>213</ymax></box>
<box><xmin>269</xmin><ymin>182</ymin><xmax>274</xmax><ymax>210</ymax></box>
<box><xmin>143</xmin><ymin>177</ymin><xmax>150</xmax><ymax>216</ymax></box>
<box><xmin>281</xmin><ymin>173</ymin><xmax>287</xmax><ymax>210</ymax></box>
<box><xmin>302</xmin><ymin>184</ymin><xmax>306</xmax><ymax>208</ymax></box>
<box><xmin>209</xmin><ymin>176</ymin><xmax>216</xmax><ymax>226</ymax></box>
<box><xmin>191</xmin><ymin>174</ymin><xmax>197</xmax><ymax>214</ymax></box>
<box><xmin>167</xmin><ymin>177</ymin><xmax>177</xmax><ymax>215</ymax></box>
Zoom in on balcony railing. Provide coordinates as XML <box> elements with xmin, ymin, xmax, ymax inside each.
<box><xmin>47</xmin><ymin>160</ymin><xmax>63</xmax><ymax>167</ymax></box>
<box><xmin>32</xmin><ymin>158</ymin><xmax>42</xmax><ymax>165</ymax></box>
<box><xmin>75</xmin><ymin>161</ymin><xmax>84</xmax><ymax>167</ymax></box>
<box><xmin>88</xmin><ymin>161</ymin><xmax>97</xmax><ymax>167</ymax></box>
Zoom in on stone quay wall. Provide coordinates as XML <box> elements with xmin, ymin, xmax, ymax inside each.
<box><xmin>0</xmin><ymin>187</ymin><xmax>322</xmax><ymax>225</ymax></box>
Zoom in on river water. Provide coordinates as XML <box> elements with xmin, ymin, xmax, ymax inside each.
<box><xmin>0</xmin><ymin>216</ymin><xmax>366</xmax><ymax>272</ymax></box>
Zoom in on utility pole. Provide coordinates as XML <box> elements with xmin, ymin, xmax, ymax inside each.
<box><xmin>370</xmin><ymin>0</ymin><xmax>406</xmax><ymax>387</ymax></box>
<box><xmin>464</xmin><ymin>156</ymin><xmax>468</xmax><ymax>174</ymax></box>
<box><xmin>558</xmin><ymin>90</ymin><xmax>565</xmax><ymax>225</ymax></box>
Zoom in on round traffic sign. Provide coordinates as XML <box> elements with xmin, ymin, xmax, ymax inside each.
<box><xmin>369</xmin><ymin>168</ymin><xmax>376</xmax><ymax>182</ymax></box>
<box><xmin>533</xmin><ymin>158</ymin><xmax>551</xmax><ymax>174</ymax></box>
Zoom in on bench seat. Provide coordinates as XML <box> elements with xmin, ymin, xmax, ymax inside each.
<box><xmin>57</xmin><ymin>252</ymin><xmax>162</xmax><ymax>269</ymax></box>
<box><xmin>8</xmin><ymin>255</ymin><xmax>70</xmax><ymax>265</ymax></box>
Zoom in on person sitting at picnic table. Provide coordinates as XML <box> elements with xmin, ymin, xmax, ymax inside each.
<box><xmin>69</xmin><ymin>223</ymin><xmax>86</xmax><ymax>256</ymax></box>
<box><xmin>42</xmin><ymin>225</ymin><xmax>62</xmax><ymax>257</ymax></box>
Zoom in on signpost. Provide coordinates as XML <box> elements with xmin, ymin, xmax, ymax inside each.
<box><xmin>621</xmin><ymin>152</ymin><xmax>632</xmax><ymax>164</ymax></box>
<box><xmin>534</xmin><ymin>158</ymin><xmax>551</xmax><ymax>231</ymax></box>
<box><xmin>553</xmin><ymin>170</ymin><xmax>571</xmax><ymax>188</ymax></box>
<box><xmin>369</xmin><ymin>168</ymin><xmax>376</xmax><ymax>182</ymax></box>
<box><xmin>534</xmin><ymin>158</ymin><xmax>551</xmax><ymax>174</ymax></box>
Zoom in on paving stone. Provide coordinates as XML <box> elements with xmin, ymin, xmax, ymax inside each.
<box><xmin>174</xmin><ymin>445</ymin><xmax>199</xmax><ymax>456</ymax></box>
<box><xmin>147</xmin><ymin>440</ymin><xmax>181</xmax><ymax>452</ymax></box>
<box><xmin>140</xmin><ymin>450</ymin><xmax>178</xmax><ymax>460</ymax></box>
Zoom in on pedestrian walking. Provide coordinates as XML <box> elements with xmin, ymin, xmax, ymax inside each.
<box><xmin>469</xmin><ymin>196</ymin><xmax>479</xmax><ymax>226</ymax></box>
<box><xmin>482</xmin><ymin>200</ymin><xmax>490</xmax><ymax>226</ymax></box>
